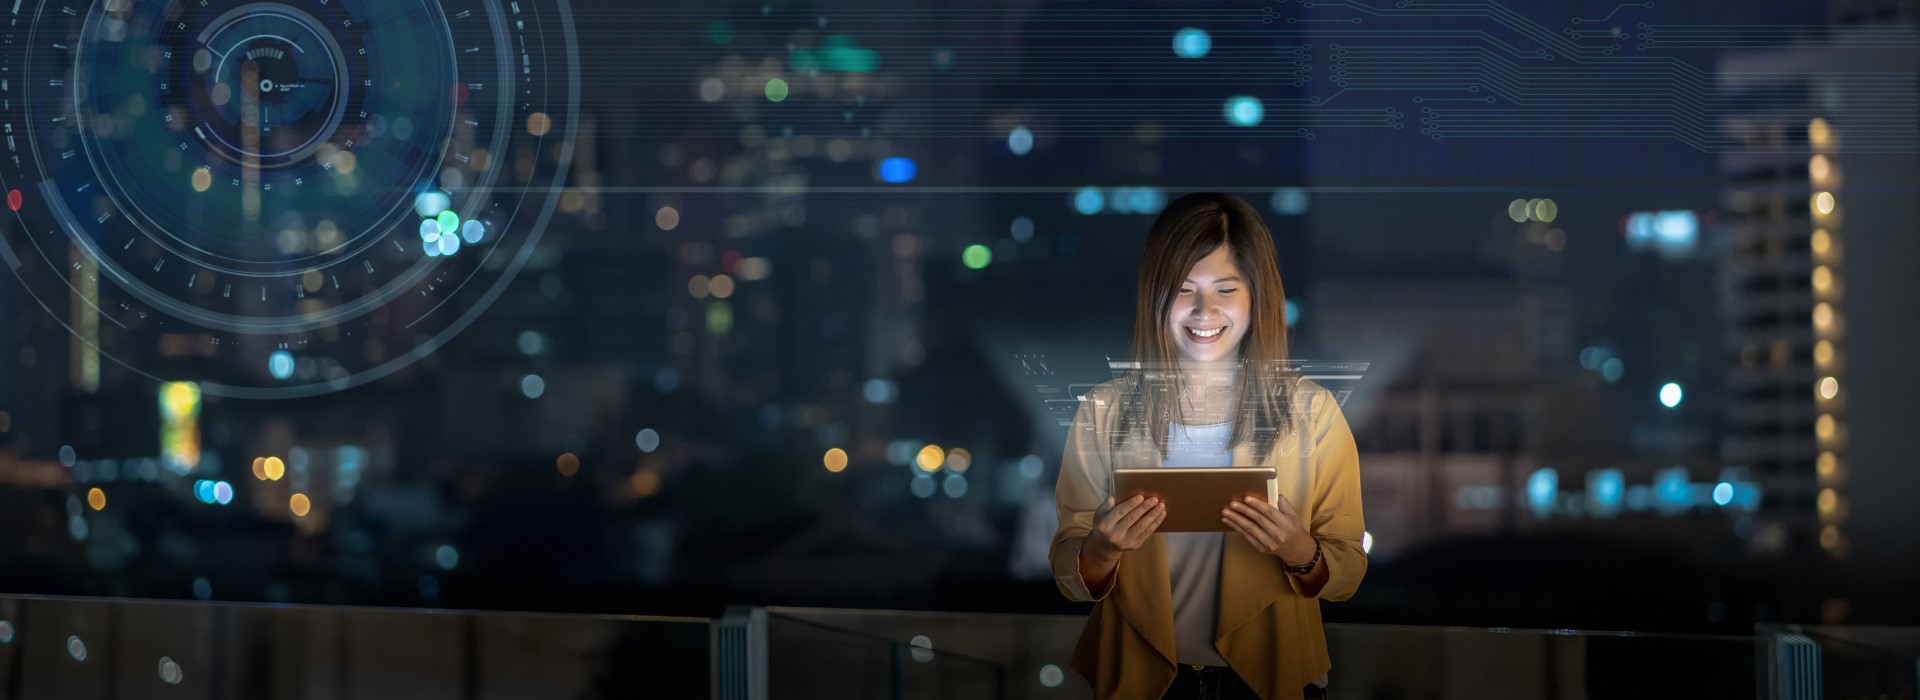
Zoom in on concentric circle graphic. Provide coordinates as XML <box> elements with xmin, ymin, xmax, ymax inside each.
<box><xmin>0</xmin><ymin>0</ymin><xmax>579</xmax><ymax>398</ymax></box>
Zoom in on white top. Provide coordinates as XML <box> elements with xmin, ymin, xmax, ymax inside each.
<box><xmin>1162</xmin><ymin>420</ymin><xmax>1234</xmax><ymax>667</ymax></box>
<box><xmin>1163</xmin><ymin>420</ymin><xmax>1332</xmax><ymax>687</ymax></box>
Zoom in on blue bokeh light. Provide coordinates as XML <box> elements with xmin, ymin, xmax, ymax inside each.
<box><xmin>413</xmin><ymin>190</ymin><xmax>451</xmax><ymax>218</ymax></box>
<box><xmin>435</xmin><ymin>545</ymin><xmax>460</xmax><ymax>569</ymax></box>
<box><xmin>1712</xmin><ymin>482</ymin><xmax>1734</xmax><ymax>507</ymax></box>
<box><xmin>878</xmin><ymin>157</ymin><xmax>917</xmax><ymax>183</ymax></box>
<box><xmin>1526</xmin><ymin>467</ymin><xmax>1558</xmax><ymax>516</ymax></box>
<box><xmin>910</xmin><ymin>473</ymin><xmax>936</xmax><ymax>498</ymax></box>
<box><xmin>1007</xmin><ymin>126</ymin><xmax>1033</xmax><ymax>156</ymax></box>
<box><xmin>863</xmin><ymin>378</ymin><xmax>898</xmax><ymax>404</ymax></box>
<box><xmin>1271</xmin><ymin>188</ymin><xmax>1311</xmax><ymax>216</ymax></box>
<box><xmin>1587</xmin><ymin>468</ymin><xmax>1623</xmax><ymax>517</ymax></box>
<box><xmin>1019</xmin><ymin>455</ymin><xmax>1044</xmax><ymax>479</ymax></box>
<box><xmin>268</xmin><ymin>351</ymin><xmax>295</xmax><ymax>380</ymax></box>
<box><xmin>1010</xmin><ymin>216</ymin><xmax>1035</xmax><ymax>242</ymax></box>
<box><xmin>1173</xmin><ymin>28</ymin><xmax>1212</xmax><ymax>59</ymax></box>
<box><xmin>1224</xmin><ymin>96</ymin><xmax>1263</xmax><ymax>127</ymax></box>
<box><xmin>1073</xmin><ymin>187</ymin><xmax>1104</xmax><ymax>215</ymax></box>
<box><xmin>943</xmin><ymin>473</ymin><xmax>968</xmax><ymax>498</ymax></box>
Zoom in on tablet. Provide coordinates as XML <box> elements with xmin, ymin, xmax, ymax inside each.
<box><xmin>1113</xmin><ymin>467</ymin><xmax>1276</xmax><ymax>533</ymax></box>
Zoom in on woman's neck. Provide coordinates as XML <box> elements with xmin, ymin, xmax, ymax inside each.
<box><xmin>1173</xmin><ymin>359</ymin><xmax>1240</xmax><ymax>423</ymax></box>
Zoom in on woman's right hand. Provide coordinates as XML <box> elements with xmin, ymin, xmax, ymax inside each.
<box><xmin>1084</xmin><ymin>495</ymin><xmax>1165</xmax><ymax>562</ymax></box>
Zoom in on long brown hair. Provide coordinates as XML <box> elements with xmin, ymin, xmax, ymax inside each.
<box><xmin>1120</xmin><ymin>192</ymin><xmax>1295</xmax><ymax>459</ymax></box>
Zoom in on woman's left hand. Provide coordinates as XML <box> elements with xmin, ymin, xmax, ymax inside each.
<box><xmin>1222</xmin><ymin>495</ymin><xmax>1317</xmax><ymax>567</ymax></box>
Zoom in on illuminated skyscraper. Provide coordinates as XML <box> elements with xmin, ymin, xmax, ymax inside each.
<box><xmin>1716</xmin><ymin>14</ymin><xmax>1920</xmax><ymax>609</ymax></box>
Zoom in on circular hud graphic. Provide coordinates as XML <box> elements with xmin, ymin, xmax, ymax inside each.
<box><xmin>0</xmin><ymin>0</ymin><xmax>578</xmax><ymax>398</ymax></box>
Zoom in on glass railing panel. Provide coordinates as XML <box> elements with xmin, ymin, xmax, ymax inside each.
<box><xmin>770</xmin><ymin>608</ymin><xmax>1769</xmax><ymax>699</ymax></box>
<box><xmin>767</xmin><ymin>610</ymin><xmax>1004</xmax><ymax>699</ymax></box>
<box><xmin>0</xmin><ymin>595</ymin><xmax>711</xmax><ymax>699</ymax></box>
<box><xmin>1797</xmin><ymin>625</ymin><xmax>1920</xmax><ymax>700</ymax></box>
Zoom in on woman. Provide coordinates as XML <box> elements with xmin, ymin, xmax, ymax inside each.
<box><xmin>1050</xmin><ymin>192</ymin><xmax>1365</xmax><ymax>700</ymax></box>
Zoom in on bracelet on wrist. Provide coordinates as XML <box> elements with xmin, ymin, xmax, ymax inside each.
<box><xmin>1285</xmin><ymin>541</ymin><xmax>1321</xmax><ymax>575</ymax></box>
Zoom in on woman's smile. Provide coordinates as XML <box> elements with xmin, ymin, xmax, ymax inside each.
<box><xmin>1184</xmin><ymin>324</ymin><xmax>1228</xmax><ymax>343</ymax></box>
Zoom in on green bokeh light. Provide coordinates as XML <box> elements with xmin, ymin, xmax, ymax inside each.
<box><xmin>962</xmin><ymin>244</ymin><xmax>992</xmax><ymax>269</ymax></box>
<box><xmin>765</xmin><ymin>78</ymin><xmax>790</xmax><ymax>102</ymax></box>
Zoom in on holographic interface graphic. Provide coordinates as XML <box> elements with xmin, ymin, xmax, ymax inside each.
<box><xmin>1018</xmin><ymin>355</ymin><xmax>1369</xmax><ymax>429</ymax></box>
<box><xmin>0</xmin><ymin>0</ymin><xmax>579</xmax><ymax>398</ymax></box>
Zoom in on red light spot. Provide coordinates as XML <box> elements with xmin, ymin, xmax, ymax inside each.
<box><xmin>721</xmin><ymin>250</ymin><xmax>742</xmax><ymax>274</ymax></box>
<box><xmin>6</xmin><ymin>189</ymin><xmax>20</xmax><ymax>212</ymax></box>
<box><xmin>452</xmin><ymin>83</ymin><xmax>469</xmax><ymax>106</ymax></box>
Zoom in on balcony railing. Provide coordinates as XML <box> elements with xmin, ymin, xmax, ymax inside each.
<box><xmin>0</xmin><ymin>594</ymin><xmax>1910</xmax><ymax>699</ymax></box>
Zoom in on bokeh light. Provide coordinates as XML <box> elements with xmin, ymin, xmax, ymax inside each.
<box><xmin>962</xmin><ymin>244</ymin><xmax>992</xmax><ymax>269</ymax></box>
<box><xmin>916</xmin><ymin>445</ymin><xmax>945</xmax><ymax>472</ymax></box>
<box><xmin>1007</xmin><ymin>126</ymin><xmax>1033</xmax><ymax>155</ymax></box>
<box><xmin>289</xmin><ymin>493</ymin><xmax>311</xmax><ymax>517</ymax></box>
<box><xmin>823</xmin><ymin>448</ymin><xmax>849</xmax><ymax>472</ymax></box>
<box><xmin>1009</xmin><ymin>216</ymin><xmax>1035</xmax><ymax>242</ymax></box>
<box><xmin>268</xmin><ymin>351</ymin><xmax>296</xmax><ymax>380</ymax></box>
<box><xmin>1073</xmin><ymin>187</ymin><xmax>1104</xmax><ymax>215</ymax></box>
<box><xmin>878</xmin><ymin>157</ymin><xmax>917</xmax><ymax>183</ymax></box>
<box><xmin>1019</xmin><ymin>455</ymin><xmax>1044</xmax><ymax>479</ymax></box>
<box><xmin>1659</xmin><ymin>382</ymin><xmax>1684</xmax><ymax>408</ymax></box>
<box><xmin>1172</xmin><ymin>28</ymin><xmax>1211</xmax><ymax>59</ymax></box>
<box><xmin>1224</xmin><ymin>96</ymin><xmax>1263</xmax><ymax>127</ymax></box>
<box><xmin>1271</xmin><ymin>188</ymin><xmax>1311</xmax><ymax>216</ymax></box>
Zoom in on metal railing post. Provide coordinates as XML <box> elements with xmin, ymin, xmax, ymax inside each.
<box><xmin>713</xmin><ymin>606</ymin><xmax>768</xmax><ymax>700</ymax></box>
<box><xmin>1766</xmin><ymin>628</ymin><xmax>1823</xmax><ymax>700</ymax></box>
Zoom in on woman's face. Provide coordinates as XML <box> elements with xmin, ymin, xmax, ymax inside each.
<box><xmin>1168</xmin><ymin>244</ymin><xmax>1252</xmax><ymax>365</ymax></box>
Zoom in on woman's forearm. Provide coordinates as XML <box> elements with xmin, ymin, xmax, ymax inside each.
<box><xmin>1288</xmin><ymin>542</ymin><xmax>1331</xmax><ymax>598</ymax></box>
<box><xmin>1077</xmin><ymin>541</ymin><xmax>1120</xmax><ymax>598</ymax></box>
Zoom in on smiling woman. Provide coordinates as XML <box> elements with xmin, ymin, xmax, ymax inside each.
<box><xmin>1051</xmin><ymin>193</ymin><xmax>1366</xmax><ymax>700</ymax></box>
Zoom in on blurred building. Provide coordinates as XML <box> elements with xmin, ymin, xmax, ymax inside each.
<box><xmin>1716</xmin><ymin>3</ymin><xmax>1920</xmax><ymax>619</ymax></box>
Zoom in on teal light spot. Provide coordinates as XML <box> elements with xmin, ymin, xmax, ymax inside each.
<box><xmin>437</xmin><ymin>210</ymin><xmax>460</xmax><ymax>234</ymax></box>
<box><xmin>1225</xmin><ymin>96</ymin><xmax>1264</xmax><ymax>127</ymax></box>
<box><xmin>788</xmin><ymin>35</ymin><xmax>879</xmax><ymax>73</ymax></box>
